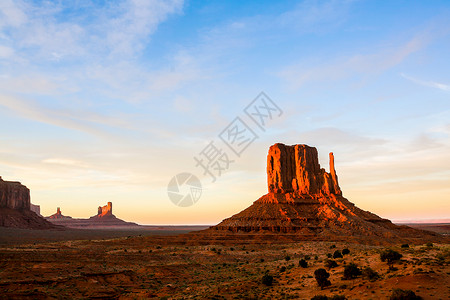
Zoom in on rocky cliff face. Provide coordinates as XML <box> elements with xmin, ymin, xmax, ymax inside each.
<box><xmin>97</xmin><ymin>202</ymin><xmax>112</xmax><ymax>217</ymax></box>
<box><xmin>0</xmin><ymin>176</ymin><xmax>56</xmax><ymax>229</ymax></box>
<box><xmin>267</xmin><ymin>143</ymin><xmax>341</xmax><ymax>195</ymax></box>
<box><xmin>30</xmin><ymin>204</ymin><xmax>41</xmax><ymax>216</ymax></box>
<box><xmin>0</xmin><ymin>177</ymin><xmax>30</xmax><ymax>210</ymax></box>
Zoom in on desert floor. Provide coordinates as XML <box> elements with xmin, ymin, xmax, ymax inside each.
<box><xmin>0</xmin><ymin>227</ymin><xmax>448</xmax><ymax>299</ymax></box>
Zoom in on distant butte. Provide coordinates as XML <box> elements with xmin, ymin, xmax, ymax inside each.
<box><xmin>95</xmin><ymin>202</ymin><xmax>113</xmax><ymax>218</ymax></box>
<box><xmin>46</xmin><ymin>202</ymin><xmax>139</xmax><ymax>228</ymax></box>
<box><xmin>0</xmin><ymin>176</ymin><xmax>56</xmax><ymax>229</ymax></box>
<box><xmin>48</xmin><ymin>207</ymin><xmax>72</xmax><ymax>220</ymax></box>
<box><xmin>209</xmin><ymin>143</ymin><xmax>442</xmax><ymax>244</ymax></box>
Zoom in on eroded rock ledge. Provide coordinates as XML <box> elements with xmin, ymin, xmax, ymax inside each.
<box><xmin>267</xmin><ymin>143</ymin><xmax>341</xmax><ymax>195</ymax></box>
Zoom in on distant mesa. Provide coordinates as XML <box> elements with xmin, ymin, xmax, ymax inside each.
<box><xmin>30</xmin><ymin>203</ymin><xmax>42</xmax><ymax>217</ymax></box>
<box><xmin>210</xmin><ymin>143</ymin><xmax>441</xmax><ymax>243</ymax></box>
<box><xmin>0</xmin><ymin>176</ymin><xmax>56</xmax><ymax>229</ymax></box>
<box><xmin>46</xmin><ymin>201</ymin><xmax>139</xmax><ymax>228</ymax></box>
<box><xmin>48</xmin><ymin>207</ymin><xmax>72</xmax><ymax>220</ymax></box>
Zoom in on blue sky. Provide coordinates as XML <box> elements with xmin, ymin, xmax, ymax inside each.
<box><xmin>0</xmin><ymin>0</ymin><xmax>449</xmax><ymax>224</ymax></box>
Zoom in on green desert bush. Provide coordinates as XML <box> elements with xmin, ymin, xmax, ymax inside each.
<box><xmin>285</xmin><ymin>255</ymin><xmax>291</xmax><ymax>261</ymax></box>
<box><xmin>325</xmin><ymin>259</ymin><xmax>338</xmax><ymax>269</ymax></box>
<box><xmin>390</xmin><ymin>288</ymin><xmax>423</xmax><ymax>300</ymax></box>
<box><xmin>314</xmin><ymin>268</ymin><xmax>331</xmax><ymax>288</ymax></box>
<box><xmin>401</xmin><ymin>244</ymin><xmax>409</xmax><ymax>248</ymax></box>
<box><xmin>280</xmin><ymin>266</ymin><xmax>286</xmax><ymax>272</ymax></box>
<box><xmin>380</xmin><ymin>249</ymin><xmax>403</xmax><ymax>264</ymax></box>
<box><xmin>343</xmin><ymin>263</ymin><xmax>361</xmax><ymax>279</ymax></box>
<box><xmin>333</xmin><ymin>250</ymin><xmax>343</xmax><ymax>259</ymax></box>
<box><xmin>311</xmin><ymin>295</ymin><xmax>347</xmax><ymax>300</ymax></box>
<box><xmin>262</xmin><ymin>274</ymin><xmax>273</xmax><ymax>286</ymax></box>
<box><xmin>362</xmin><ymin>266</ymin><xmax>379</xmax><ymax>281</ymax></box>
<box><xmin>341</xmin><ymin>248</ymin><xmax>350</xmax><ymax>255</ymax></box>
<box><xmin>299</xmin><ymin>259</ymin><xmax>308</xmax><ymax>268</ymax></box>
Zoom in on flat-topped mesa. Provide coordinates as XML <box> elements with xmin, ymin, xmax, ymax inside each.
<box><xmin>97</xmin><ymin>202</ymin><xmax>112</xmax><ymax>217</ymax></box>
<box><xmin>0</xmin><ymin>177</ymin><xmax>30</xmax><ymax>210</ymax></box>
<box><xmin>267</xmin><ymin>143</ymin><xmax>342</xmax><ymax>195</ymax></box>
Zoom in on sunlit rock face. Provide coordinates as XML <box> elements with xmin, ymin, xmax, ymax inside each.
<box><xmin>267</xmin><ymin>143</ymin><xmax>341</xmax><ymax>195</ymax></box>
<box><xmin>210</xmin><ymin>143</ymin><xmax>439</xmax><ymax>243</ymax></box>
<box><xmin>97</xmin><ymin>202</ymin><xmax>113</xmax><ymax>217</ymax></box>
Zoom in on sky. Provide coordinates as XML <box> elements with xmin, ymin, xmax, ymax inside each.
<box><xmin>0</xmin><ymin>0</ymin><xmax>449</xmax><ymax>224</ymax></box>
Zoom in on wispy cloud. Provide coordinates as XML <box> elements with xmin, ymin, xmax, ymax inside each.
<box><xmin>42</xmin><ymin>158</ymin><xmax>89</xmax><ymax>168</ymax></box>
<box><xmin>0</xmin><ymin>0</ymin><xmax>199</xmax><ymax>138</ymax></box>
<box><xmin>279</xmin><ymin>0</ymin><xmax>355</xmax><ymax>33</ymax></box>
<box><xmin>298</xmin><ymin>127</ymin><xmax>386</xmax><ymax>147</ymax></box>
<box><xmin>0</xmin><ymin>0</ymin><xmax>192</xmax><ymax>103</ymax></box>
<box><xmin>0</xmin><ymin>0</ymin><xmax>184</xmax><ymax>61</ymax></box>
<box><xmin>278</xmin><ymin>34</ymin><xmax>428</xmax><ymax>90</ymax></box>
<box><xmin>0</xmin><ymin>93</ymin><xmax>124</xmax><ymax>137</ymax></box>
<box><xmin>401</xmin><ymin>73</ymin><xmax>450</xmax><ymax>92</ymax></box>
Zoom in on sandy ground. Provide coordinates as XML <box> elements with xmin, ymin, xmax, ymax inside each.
<box><xmin>0</xmin><ymin>229</ymin><xmax>448</xmax><ymax>299</ymax></box>
<box><xmin>0</xmin><ymin>226</ymin><xmax>209</xmax><ymax>246</ymax></box>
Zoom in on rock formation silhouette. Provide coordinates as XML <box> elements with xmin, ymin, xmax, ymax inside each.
<box><xmin>46</xmin><ymin>202</ymin><xmax>138</xmax><ymax>228</ymax></box>
<box><xmin>0</xmin><ymin>176</ymin><xmax>55</xmax><ymax>228</ymax></box>
<box><xmin>30</xmin><ymin>203</ymin><xmax>42</xmax><ymax>217</ymax></box>
<box><xmin>48</xmin><ymin>207</ymin><xmax>72</xmax><ymax>219</ymax></box>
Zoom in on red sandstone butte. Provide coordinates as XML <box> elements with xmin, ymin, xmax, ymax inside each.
<box><xmin>97</xmin><ymin>202</ymin><xmax>113</xmax><ymax>217</ymax></box>
<box><xmin>48</xmin><ymin>207</ymin><xmax>72</xmax><ymax>220</ymax></box>
<box><xmin>267</xmin><ymin>143</ymin><xmax>341</xmax><ymax>195</ymax></box>
<box><xmin>46</xmin><ymin>202</ymin><xmax>139</xmax><ymax>228</ymax></box>
<box><xmin>210</xmin><ymin>143</ymin><xmax>440</xmax><ymax>243</ymax></box>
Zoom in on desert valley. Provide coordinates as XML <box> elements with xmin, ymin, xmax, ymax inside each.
<box><xmin>0</xmin><ymin>143</ymin><xmax>448</xmax><ymax>299</ymax></box>
<box><xmin>1</xmin><ymin>2</ymin><xmax>449</xmax><ymax>299</ymax></box>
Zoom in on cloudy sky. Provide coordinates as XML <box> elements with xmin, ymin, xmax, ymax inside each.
<box><xmin>0</xmin><ymin>0</ymin><xmax>449</xmax><ymax>224</ymax></box>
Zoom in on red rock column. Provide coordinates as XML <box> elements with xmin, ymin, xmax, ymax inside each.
<box><xmin>267</xmin><ymin>143</ymin><xmax>295</xmax><ymax>193</ymax></box>
<box><xmin>329</xmin><ymin>152</ymin><xmax>342</xmax><ymax>195</ymax></box>
<box><xmin>294</xmin><ymin>145</ymin><xmax>321</xmax><ymax>194</ymax></box>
